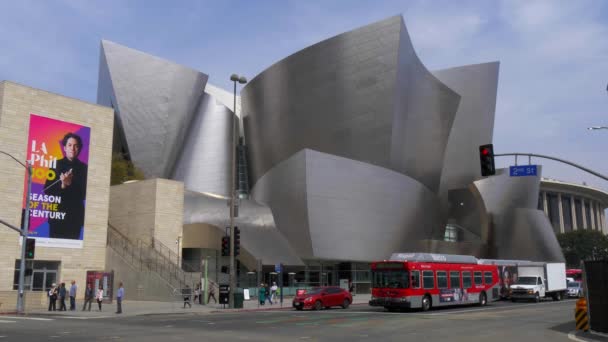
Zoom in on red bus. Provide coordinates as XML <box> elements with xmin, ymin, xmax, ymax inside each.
<box><xmin>566</xmin><ymin>269</ymin><xmax>582</xmax><ymax>281</ymax></box>
<box><xmin>369</xmin><ymin>253</ymin><xmax>500</xmax><ymax>311</ymax></box>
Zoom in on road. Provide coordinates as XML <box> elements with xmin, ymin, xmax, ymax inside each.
<box><xmin>0</xmin><ymin>299</ymin><xmax>585</xmax><ymax>341</ymax></box>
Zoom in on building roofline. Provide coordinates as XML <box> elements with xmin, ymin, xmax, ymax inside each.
<box><xmin>541</xmin><ymin>177</ymin><xmax>608</xmax><ymax>205</ymax></box>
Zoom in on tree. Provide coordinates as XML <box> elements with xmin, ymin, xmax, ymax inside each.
<box><xmin>557</xmin><ymin>230</ymin><xmax>608</xmax><ymax>267</ymax></box>
<box><xmin>111</xmin><ymin>153</ymin><xmax>145</xmax><ymax>185</ymax></box>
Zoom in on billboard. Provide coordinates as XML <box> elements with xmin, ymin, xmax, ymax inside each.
<box><xmin>24</xmin><ymin>114</ymin><xmax>90</xmax><ymax>248</ymax></box>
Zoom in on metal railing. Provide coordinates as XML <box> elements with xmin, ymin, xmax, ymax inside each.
<box><xmin>106</xmin><ymin>224</ymin><xmax>201</xmax><ymax>293</ymax></box>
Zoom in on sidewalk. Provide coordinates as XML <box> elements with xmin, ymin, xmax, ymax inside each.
<box><xmin>26</xmin><ymin>294</ymin><xmax>372</xmax><ymax>318</ymax></box>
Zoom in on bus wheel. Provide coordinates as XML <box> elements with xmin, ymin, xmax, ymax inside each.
<box><xmin>478</xmin><ymin>292</ymin><xmax>487</xmax><ymax>306</ymax></box>
<box><xmin>421</xmin><ymin>295</ymin><xmax>432</xmax><ymax>312</ymax></box>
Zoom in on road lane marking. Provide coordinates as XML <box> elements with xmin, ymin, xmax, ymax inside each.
<box><xmin>0</xmin><ymin>320</ymin><xmax>16</xmax><ymax>323</ymax></box>
<box><xmin>2</xmin><ymin>316</ymin><xmax>54</xmax><ymax>321</ymax></box>
<box><xmin>426</xmin><ymin>300</ymin><xmax>572</xmax><ymax>316</ymax></box>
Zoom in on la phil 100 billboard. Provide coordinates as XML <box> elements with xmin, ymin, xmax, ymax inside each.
<box><xmin>24</xmin><ymin>114</ymin><xmax>91</xmax><ymax>248</ymax></box>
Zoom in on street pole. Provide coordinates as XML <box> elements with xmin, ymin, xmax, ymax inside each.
<box><xmin>17</xmin><ymin>163</ymin><xmax>32</xmax><ymax>314</ymax></box>
<box><xmin>203</xmin><ymin>256</ymin><xmax>208</xmax><ymax>305</ymax></box>
<box><xmin>229</xmin><ymin>74</ymin><xmax>247</xmax><ymax>308</ymax></box>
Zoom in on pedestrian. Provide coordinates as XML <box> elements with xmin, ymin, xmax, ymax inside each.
<box><xmin>207</xmin><ymin>281</ymin><xmax>217</xmax><ymax>304</ymax></box>
<box><xmin>48</xmin><ymin>283</ymin><xmax>58</xmax><ymax>311</ymax></box>
<box><xmin>82</xmin><ymin>283</ymin><xmax>93</xmax><ymax>311</ymax></box>
<box><xmin>258</xmin><ymin>283</ymin><xmax>266</xmax><ymax>306</ymax></box>
<box><xmin>193</xmin><ymin>284</ymin><xmax>200</xmax><ymax>304</ymax></box>
<box><xmin>116</xmin><ymin>282</ymin><xmax>124</xmax><ymax>314</ymax></box>
<box><xmin>270</xmin><ymin>282</ymin><xmax>278</xmax><ymax>302</ymax></box>
<box><xmin>59</xmin><ymin>282</ymin><xmax>67</xmax><ymax>311</ymax></box>
<box><xmin>183</xmin><ymin>285</ymin><xmax>192</xmax><ymax>308</ymax></box>
<box><xmin>265</xmin><ymin>283</ymin><xmax>273</xmax><ymax>305</ymax></box>
<box><xmin>96</xmin><ymin>285</ymin><xmax>104</xmax><ymax>311</ymax></box>
<box><xmin>349</xmin><ymin>280</ymin><xmax>355</xmax><ymax>296</ymax></box>
<box><xmin>69</xmin><ymin>280</ymin><xmax>77</xmax><ymax>311</ymax></box>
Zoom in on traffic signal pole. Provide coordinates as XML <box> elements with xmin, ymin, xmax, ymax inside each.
<box><xmin>17</xmin><ymin>163</ymin><xmax>32</xmax><ymax>314</ymax></box>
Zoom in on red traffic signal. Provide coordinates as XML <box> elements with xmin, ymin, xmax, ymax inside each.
<box><xmin>479</xmin><ymin>144</ymin><xmax>496</xmax><ymax>176</ymax></box>
<box><xmin>221</xmin><ymin>236</ymin><xmax>230</xmax><ymax>256</ymax></box>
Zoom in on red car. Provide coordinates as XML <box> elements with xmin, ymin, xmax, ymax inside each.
<box><xmin>292</xmin><ymin>286</ymin><xmax>352</xmax><ymax>310</ymax></box>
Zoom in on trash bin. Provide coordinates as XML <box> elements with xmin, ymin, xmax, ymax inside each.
<box><xmin>234</xmin><ymin>292</ymin><xmax>244</xmax><ymax>309</ymax></box>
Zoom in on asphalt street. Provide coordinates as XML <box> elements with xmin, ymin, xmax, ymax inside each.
<box><xmin>0</xmin><ymin>299</ymin><xmax>597</xmax><ymax>342</ymax></box>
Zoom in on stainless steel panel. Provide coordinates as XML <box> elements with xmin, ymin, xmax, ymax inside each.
<box><xmin>172</xmin><ymin>93</ymin><xmax>234</xmax><ymax>197</ymax></box>
<box><xmin>183</xmin><ymin>191</ymin><xmax>304</xmax><ymax>266</ymax></box>
<box><xmin>252</xmin><ymin>149</ymin><xmax>444</xmax><ymax>261</ymax></box>
<box><xmin>434</xmin><ymin>62</ymin><xmax>500</xmax><ymax>206</ymax></box>
<box><xmin>98</xmin><ymin>40</ymin><xmax>208</xmax><ymax>178</ymax></box>
<box><xmin>242</xmin><ymin>16</ymin><xmax>460</xmax><ymax>193</ymax></box>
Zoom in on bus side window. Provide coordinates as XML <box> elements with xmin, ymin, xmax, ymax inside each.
<box><xmin>411</xmin><ymin>271</ymin><xmax>420</xmax><ymax>289</ymax></box>
<box><xmin>437</xmin><ymin>271</ymin><xmax>447</xmax><ymax>289</ymax></box>
<box><xmin>484</xmin><ymin>271</ymin><xmax>493</xmax><ymax>285</ymax></box>
<box><xmin>474</xmin><ymin>271</ymin><xmax>482</xmax><ymax>286</ymax></box>
<box><xmin>450</xmin><ymin>271</ymin><xmax>460</xmax><ymax>289</ymax></box>
<box><xmin>423</xmin><ymin>271</ymin><xmax>434</xmax><ymax>289</ymax></box>
<box><xmin>462</xmin><ymin>271</ymin><xmax>472</xmax><ymax>288</ymax></box>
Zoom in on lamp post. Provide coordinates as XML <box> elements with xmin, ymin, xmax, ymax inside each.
<box><xmin>229</xmin><ymin>73</ymin><xmax>247</xmax><ymax>308</ymax></box>
<box><xmin>0</xmin><ymin>151</ymin><xmax>32</xmax><ymax>314</ymax></box>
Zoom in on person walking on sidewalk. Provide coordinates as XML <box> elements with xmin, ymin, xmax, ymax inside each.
<box><xmin>69</xmin><ymin>280</ymin><xmax>77</xmax><ymax>311</ymax></box>
<box><xmin>258</xmin><ymin>283</ymin><xmax>266</xmax><ymax>306</ymax></box>
<box><xmin>207</xmin><ymin>281</ymin><xmax>217</xmax><ymax>304</ymax></box>
<box><xmin>193</xmin><ymin>284</ymin><xmax>200</xmax><ymax>304</ymax></box>
<box><xmin>96</xmin><ymin>285</ymin><xmax>104</xmax><ymax>311</ymax></box>
<box><xmin>59</xmin><ymin>282</ymin><xmax>67</xmax><ymax>311</ymax></box>
<box><xmin>265</xmin><ymin>283</ymin><xmax>273</xmax><ymax>305</ymax></box>
<box><xmin>115</xmin><ymin>282</ymin><xmax>124</xmax><ymax>314</ymax></box>
<box><xmin>183</xmin><ymin>285</ymin><xmax>192</xmax><ymax>308</ymax></box>
<box><xmin>270</xmin><ymin>282</ymin><xmax>278</xmax><ymax>303</ymax></box>
<box><xmin>48</xmin><ymin>283</ymin><xmax>58</xmax><ymax>311</ymax></box>
<box><xmin>82</xmin><ymin>283</ymin><xmax>93</xmax><ymax>311</ymax></box>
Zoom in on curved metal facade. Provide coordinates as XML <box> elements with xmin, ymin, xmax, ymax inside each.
<box><xmin>98</xmin><ymin>15</ymin><xmax>565</xmax><ymax>264</ymax></box>
<box><xmin>242</xmin><ymin>16</ymin><xmax>460</xmax><ymax>193</ymax></box>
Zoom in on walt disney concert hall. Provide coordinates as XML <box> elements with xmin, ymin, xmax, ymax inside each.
<box><xmin>97</xmin><ymin>15</ymin><xmax>565</xmax><ymax>278</ymax></box>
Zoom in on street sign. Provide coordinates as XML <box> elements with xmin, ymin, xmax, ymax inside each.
<box><xmin>509</xmin><ymin>165</ymin><xmax>538</xmax><ymax>177</ymax></box>
<box><xmin>275</xmin><ymin>263</ymin><xmax>282</xmax><ymax>273</ymax></box>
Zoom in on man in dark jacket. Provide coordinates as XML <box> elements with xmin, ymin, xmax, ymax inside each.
<box><xmin>44</xmin><ymin>132</ymin><xmax>88</xmax><ymax>240</ymax></box>
<box><xmin>82</xmin><ymin>283</ymin><xmax>94</xmax><ymax>311</ymax></box>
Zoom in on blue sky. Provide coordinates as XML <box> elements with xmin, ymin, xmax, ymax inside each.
<box><xmin>1</xmin><ymin>0</ymin><xmax>607</xmax><ymax>190</ymax></box>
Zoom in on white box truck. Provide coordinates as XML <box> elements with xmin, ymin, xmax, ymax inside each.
<box><xmin>510</xmin><ymin>262</ymin><xmax>567</xmax><ymax>302</ymax></box>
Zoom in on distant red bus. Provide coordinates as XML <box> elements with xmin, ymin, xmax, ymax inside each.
<box><xmin>369</xmin><ymin>253</ymin><xmax>500</xmax><ymax>311</ymax></box>
<box><xmin>566</xmin><ymin>269</ymin><xmax>582</xmax><ymax>281</ymax></box>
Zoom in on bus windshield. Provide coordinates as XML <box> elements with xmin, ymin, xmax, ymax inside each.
<box><xmin>372</xmin><ymin>270</ymin><xmax>409</xmax><ymax>289</ymax></box>
<box><xmin>516</xmin><ymin>276</ymin><xmax>537</xmax><ymax>285</ymax></box>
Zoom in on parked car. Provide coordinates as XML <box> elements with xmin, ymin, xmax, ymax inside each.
<box><xmin>567</xmin><ymin>281</ymin><xmax>583</xmax><ymax>298</ymax></box>
<box><xmin>292</xmin><ymin>286</ymin><xmax>352</xmax><ymax>310</ymax></box>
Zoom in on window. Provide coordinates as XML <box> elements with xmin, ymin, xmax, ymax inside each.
<box><xmin>423</xmin><ymin>271</ymin><xmax>434</xmax><ymax>289</ymax></box>
<box><xmin>444</xmin><ymin>225</ymin><xmax>458</xmax><ymax>242</ymax></box>
<box><xmin>484</xmin><ymin>271</ymin><xmax>493</xmax><ymax>285</ymax></box>
<box><xmin>474</xmin><ymin>271</ymin><xmax>482</xmax><ymax>286</ymax></box>
<box><xmin>450</xmin><ymin>271</ymin><xmax>461</xmax><ymax>289</ymax></box>
<box><xmin>13</xmin><ymin>260</ymin><xmax>60</xmax><ymax>291</ymax></box>
<box><xmin>547</xmin><ymin>193</ymin><xmax>560</xmax><ymax>234</ymax></box>
<box><xmin>538</xmin><ymin>277</ymin><xmax>543</xmax><ymax>285</ymax></box>
<box><xmin>462</xmin><ymin>271</ymin><xmax>472</xmax><ymax>288</ymax></box>
<box><xmin>437</xmin><ymin>271</ymin><xmax>447</xmax><ymax>289</ymax></box>
<box><xmin>411</xmin><ymin>270</ymin><xmax>420</xmax><ymax>289</ymax></box>
<box><xmin>327</xmin><ymin>287</ymin><xmax>342</xmax><ymax>294</ymax></box>
<box><xmin>575</xmin><ymin>199</ymin><xmax>583</xmax><ymax>229</ymax></box>
<box><xmin>585</xmin><ymin>201</ymin><xmax>592</xmax><ymax>229</ymax></box>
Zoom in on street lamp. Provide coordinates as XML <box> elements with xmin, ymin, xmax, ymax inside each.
<box><xmin>587</xmin><ymin>126</ymin><xmax>608</xmax><ymax>130</ymax></box>
<box><xmin>0</xmin><ymin>151</ymin><xmax>32</xmax><ymax>314</ymax></box>
<box><xmin>228</xmin><ymin>73</ymin><xmax>247</xmax><ymax>308</ymax></box>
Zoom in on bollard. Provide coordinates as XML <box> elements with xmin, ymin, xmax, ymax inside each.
<box><xmin>574</xmin><ymin>297</ymin><xmax>589</xmax><ymax>332</ymax></box>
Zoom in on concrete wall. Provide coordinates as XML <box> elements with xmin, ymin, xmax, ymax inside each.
<box><xmin>109</xmin><ymin>178</ymin><xmax>183</xmax><ymax>253</ymax></box>
<box><xmin>0</xmin><ymin>81</ymin><xmax>114</xmax><ymax>293</ymax></box>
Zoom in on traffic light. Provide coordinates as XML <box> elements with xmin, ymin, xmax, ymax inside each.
<box><xmin>25</xmin><ymin>238</ymin><xmax>35</xmax><ymax>259</ymax></box>
<box><xmin>221</xmin><ymin>236</ymin><xmax>230</xmax><ymax>256</ymax></box>
<box><xmin>234</xmin><ymin>226</ymin><xmax>240</xmax><ymax>256</ymax></box>
<box><xmin>479</xmin><ymin>144</ymin><xmax>496</xmax><ymax>176</ymax></box>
